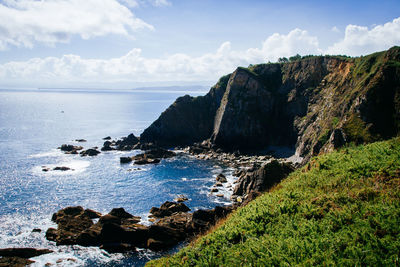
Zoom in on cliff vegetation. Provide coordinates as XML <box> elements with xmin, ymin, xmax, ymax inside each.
<box><xmin>148</xmin><ymin>137</ymin><xmax>400</xmax><ymax>266</ymax></box>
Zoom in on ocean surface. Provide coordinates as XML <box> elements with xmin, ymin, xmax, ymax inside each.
<box><xmin>0</xmin><ymin>88</ymin><xmax>234</xmax><ymax>266</ymax></box>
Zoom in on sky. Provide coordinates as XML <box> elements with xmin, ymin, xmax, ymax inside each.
<box><xmin>0</xmin><ymin>0</ymin><xmax>400</xmax><ymax>89</ymax></box>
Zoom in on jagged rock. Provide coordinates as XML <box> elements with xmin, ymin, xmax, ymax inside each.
<box><xmin>0</xmin><ymin>256</ymin><xmax>34</xmax><ymax>266</ymax></box>
<box><xmin>211</xmin><ymin>188</ymin><xmax>218</xmax><ymax>192</ymax></box>
<box><xmin>84</xmin><ymin>209</ymin><xmax>102</xmax><ymax>219</ymax></box>
<box><xmin>103</xmin><ymin>136</ymin><xmax>112</xmax><ymax>140</ymax></box>
<box><xmin>109</xmin><ymin>208</ymin><xmax>134</xmax><ymax>219</ymax></box>
<box><xmin>80</xmin><ymin>148</ymin><xmax>101</xmax><ymax>157</ymax></box>
<box><xmin>150</xmin><ymin>201</ymin><xmax>190</xmax><ymax>218</ymax></box>
<box><xmin>46</xmin><ymin>203</ymin><xmax>232</xmax><ymax>253</ymax></box>
<box><xmin>58</xmin><ymin>144</ymin><xmax>83</xmax><ymax>154</ymax></box>
<box><xmin>134</xmin><ymin>158</ymin><xmax>160</xmax><ymax>165</ymax></box>
<box><xmin>101</xmin><ymin>140</ymin><xmax>114</xmax><ymax>151</ymax></box>
<box><xmin>134</xmin><ymin>148</ymin><xmax>176</xmax><ymax>159</ymax></box>
<box><xmin>115</xmin><ymin>134</ymin><xmax>139</xmax><ymax>150</ymax></box>
<box><xmin>120</xmin><ymin>157</ymin><xmax>133</xmax><ymax>164</ymax></box>
<box><xmin>216</xmin><ymin>173</ymin><xmax>227</xmax><ymax>183</ymax></box>
<box><xmin>32</xmin><ymin>228</ymin><xmax>41</xmax><ymax>233</ymax></box>
<box><xmin>233</xmin><ymin>160</ymin><xmax>294</xmax><ymax>197</ymax></box>
<box><xmin>0</xmin><ymin>248</ymin><xmax>53</xmax><ymax>258</ymax></box>
<box><xmin>174</xmin><ymin>195</ymin><xmax>188</xmax><ymax>202</ymax></box>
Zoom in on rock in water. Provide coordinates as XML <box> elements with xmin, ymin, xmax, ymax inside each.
<box><xmin>150</xmin><ymin>201</ymin><xmax>190</xmax><ymax>218</ymax></box>
<box><xmin>0</xmin><ymin>248</ymin><xmax>53</xmax><ymax>258</ymax></box>
<box><xmin>80</xmin><ymin>148</ymin><xmax>101</xmax><ymax>157</ymax></box>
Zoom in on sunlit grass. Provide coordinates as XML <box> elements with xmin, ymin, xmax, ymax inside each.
<box><xmin>148</xmin><ymin>138</ymin><xmax>400</xmax><ymax>266</ymax></box>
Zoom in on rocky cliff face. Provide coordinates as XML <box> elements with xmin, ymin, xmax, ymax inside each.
<box><xmin>140</xmin><ymin>47</ymin><xmax>400</xmax><ymax>162</ymax></box>
<box><xmin>140</xmin><ymin>74</ymin><xmax>230</xmax><ymax>147</ymax></box>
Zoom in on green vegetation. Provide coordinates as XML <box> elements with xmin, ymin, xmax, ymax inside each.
<box><xmin>148</xmin><ymin>138</ymin><xmax>400</xmax><ymax>266</ymax></box>
<box><xmin>343</xmin><ymin>114</ymin><xmax>375</xmax><ymax>144</ymax></box>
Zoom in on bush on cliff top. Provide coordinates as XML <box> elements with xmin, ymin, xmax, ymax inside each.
<box><xmin>148</xmin><ymin>138</ymin><xmax>400</xmax><ymax>266</ymax></box>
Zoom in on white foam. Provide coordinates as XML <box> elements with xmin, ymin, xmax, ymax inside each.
<box><xmin>32</xmin><ymin>160</ymin><xmax>90</xmax><ymax>176</ymax></box>
<box><xmin>29</xmin><ymin>149</ymin><xmax>61</xmax><ymax>158</ymax></box>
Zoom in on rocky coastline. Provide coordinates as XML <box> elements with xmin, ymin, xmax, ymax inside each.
<box><xmin>8</xmin><ymin>131</ymin><xmax>295</xmax><ymax>264</ymax></box>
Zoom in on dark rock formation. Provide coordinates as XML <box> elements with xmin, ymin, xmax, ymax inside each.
<box><xmin>101</xmin><ymin>141</ymin><xmax>114</xmax><ymax>151</ymax></box>
<box><xmin>80</xmin><ymin>148</ymin><xmax>101</xmax><ymax>157</ymax></box>
<box><xmin>233</xmin><ymin>160</ymin><xmax>294</xmax><ymax>197</ymax></box>
<box><xmin>115</xmin><ymin>133</ymin><xmax>139</xmax><ymax>150</ymax></box>
<box><xmin>46</xmin><ymin>204</ymin><xmax>233</xmax><ymax>252</ymax></box>
<box><xmin>150</xmin><ymin>201</ymin><xmax>190</xmax><ymax>218</ymax></box>
<box><xmin>58</xmin><ymin>144</ymin><xmax>83</xmax><ymax>154</ymax></box>
<box><xmin>134</xmin><ymin>158</ymin><xmax>160</xmax><ymax>165</ymax></box>
<box><xmin>0</xmin><ymin>248</ymin><xmax>53</xmax><ymax>258</ymax></box>
<box><xmin>216</xmin><ymin>173</ymin><xmax>227</xmax><ymax>183</ymax></box>
<box><xmin>140</xmin><ymin>74</ymin><xmax>230</xmax><ymax>147</ymax></box>
<box><xmin>53</xmin><ymin>166</ymin><xmax>72</xmax><ymax>171</ymax></box>
<box><xmin>120</xmin><ymin>157</ymin><xmax>133</xmax><ymax>164</ymax></box>
<box><xmin>139</xmin><ymin>47</ymin><xmax>400</xmax><ymax>162</ymax></box>
<box><xmin>103</xmin><ymin>136</ymin><xmax>112</xmax><ymax>140</ymax></box>
<box><xmin>75</xmin><ymin>139</ymin><xmax>87</xmax><ymax>142</ymax></box>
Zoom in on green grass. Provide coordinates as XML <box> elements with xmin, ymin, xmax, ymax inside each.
<box><xmin>148</xmin><ymin>138</ymin><xmax>400</xmax><ymax>266</ymax></box>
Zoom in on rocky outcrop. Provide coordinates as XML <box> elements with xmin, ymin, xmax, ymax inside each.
<box><xmin>46</xmin><ymin>204</ymin><xmax>233</xmax><ymax>253</ymax></box>
<box><xmin>150</xmin><ymin>201</ymin><xmax>190</xmax><ymax>218</ymax></box>
<box><xmin>0</xmin><ymin>248</ymin><xmax>53</xmax><ymax>267</ymax></box>
<box><xmin>232</xmin><ymin>160</ymin><xmax>294</xmax><ymax>197</ymax></box>
<box><xmin>58</xmin><ymin>144</ymin><xmax>83</xmax><ymax>154</ymax></box>
<box><xmin>140</xmin><ymin>74</ymin><xmax>230</xmax><ymax>147</ymax></box>
<box><xmin>139</xmin><ymin>47</ymin><xmax>400</xmax><ymax>162</ymax></box>
<box><xmin>120</xmin><ymin>148</ymin><xmax>176</xmax><ymax>165</ymax></box>
<box><xmin>0</xmin><ymin>248</ymin><xmax>53</xmax><ymax>258</ymax></box>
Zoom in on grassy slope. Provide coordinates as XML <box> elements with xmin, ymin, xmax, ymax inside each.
<box><xmin>148</xmin><ymin>138</ymin><xmax>400</xmax><ymax>266</ymax></box>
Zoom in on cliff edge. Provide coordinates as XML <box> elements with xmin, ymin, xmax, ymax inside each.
<box><xmin>140</xmin><ymin>47</ymin><xmax>400</xmax><ymax>162</ymax></box>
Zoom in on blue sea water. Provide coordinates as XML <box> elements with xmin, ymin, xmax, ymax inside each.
<box><xmin>0</xmin><ymin>88</ymin><xmax>234</xmax><ymax>266</ymax></box>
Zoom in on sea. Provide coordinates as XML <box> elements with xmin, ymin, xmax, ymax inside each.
<box><xmin>0</xmin><ymin>88</ymin><xmax>235</xmax><ymax>266</ymax></box>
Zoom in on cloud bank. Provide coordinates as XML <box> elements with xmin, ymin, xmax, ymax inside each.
<box><xmin>0</xmin><ymin>17</ymin><xmax>399</xmax><ymax>87</ymax></box>
<box><xmin>0</xmin><ymin>0</ymin><xmax>153</xmax><ymax>50</ymax></box>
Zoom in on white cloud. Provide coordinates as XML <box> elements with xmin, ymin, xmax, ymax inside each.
<box><xmin>327</xmin><ymin>17</ymin><xmax>400</xmax><ymax>56</ymax></box>
<box><xmin>331</xmin><ymin>26</ymin><xmax>340</xmax><ymax>33</ymax></box>
<box><xmin>0</xmin><ymin>28</ymin><xmax>323</xmax><ymax>86</ymax></box>
<box><xmin>0</xmin><ymin>0</ymin><xmax>153</xmax><ymax>50</ymax></box>
<box><xmin>1</xmin><ymin>17</ymin><xmax>399</xmax><ymax>88</ymax></box>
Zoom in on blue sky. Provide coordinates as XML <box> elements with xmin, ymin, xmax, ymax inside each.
<box><xmin>0</xmin><ymin>0</ymin><xmax>399</xmax><ymax>88</ymax></box>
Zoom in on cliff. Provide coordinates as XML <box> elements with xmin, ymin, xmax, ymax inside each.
<box><xmin>140</xmin><ymin>47</ymin><xmax>400</xmax><ymax>162</ymax></box>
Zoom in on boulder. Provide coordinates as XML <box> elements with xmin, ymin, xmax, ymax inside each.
<box><xmin>75</xmin><ymin>139</ymin><xmax>87</xmax><ymax>142</ymax></box>
<box><xmin>109</xmin><ymin>208</ymin><xmax>134</xmax><ymax>219</ymax></box>
<box><xmin>58</xmin><ymin>144</ymin><xmax>83</xmax><ymax>154</ymax></box>
<box><xmin>233</xmin><ymin>160</ymin><xmax>294</xmax><ymax>197</ymax></box>
<box><xmin>216</xmin><ymin>173</ymin><xmax>227</xmax><ymax>183</ymax></box>
<box><xmin>134</xmin><ymin>158</ymin><xmax>160</xmax><ymax>165</ymax></box>
<box><xmin>0</xmin><ymin>256</ymin><xmax>34</xmax><ymax>266</ymax></box>
<box><xmin>150</xmin><ymin>201</ymin><xmax>190</xmax><ymax>218</ymax></box>
<box><xmin>101</xmin><ymin>141</ymin><xmax>114</xmax><ymax>151</ymax></box>
<box><xmin>115</xmin><ymin>134</ymin><xmax>139</xmax><ymax>150</ymax></box>
<box><xmin>103</xmin><ymin>136</ymin><xmax>112</xmax><ymax>140</ymax></box>
<box><xmin>0</xmin><ymin>248</ymin><xmax>53</xmax><ymax>258</ymax></box>
<box><xmin>120</xmin><ymin>157</ymin><xmax>133</xmax><ymax>164</ymax></box>
<box><xmin>80</xmin><ymin>148</ymin><xmax>101</xmax><ymax>157</ymax></box>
